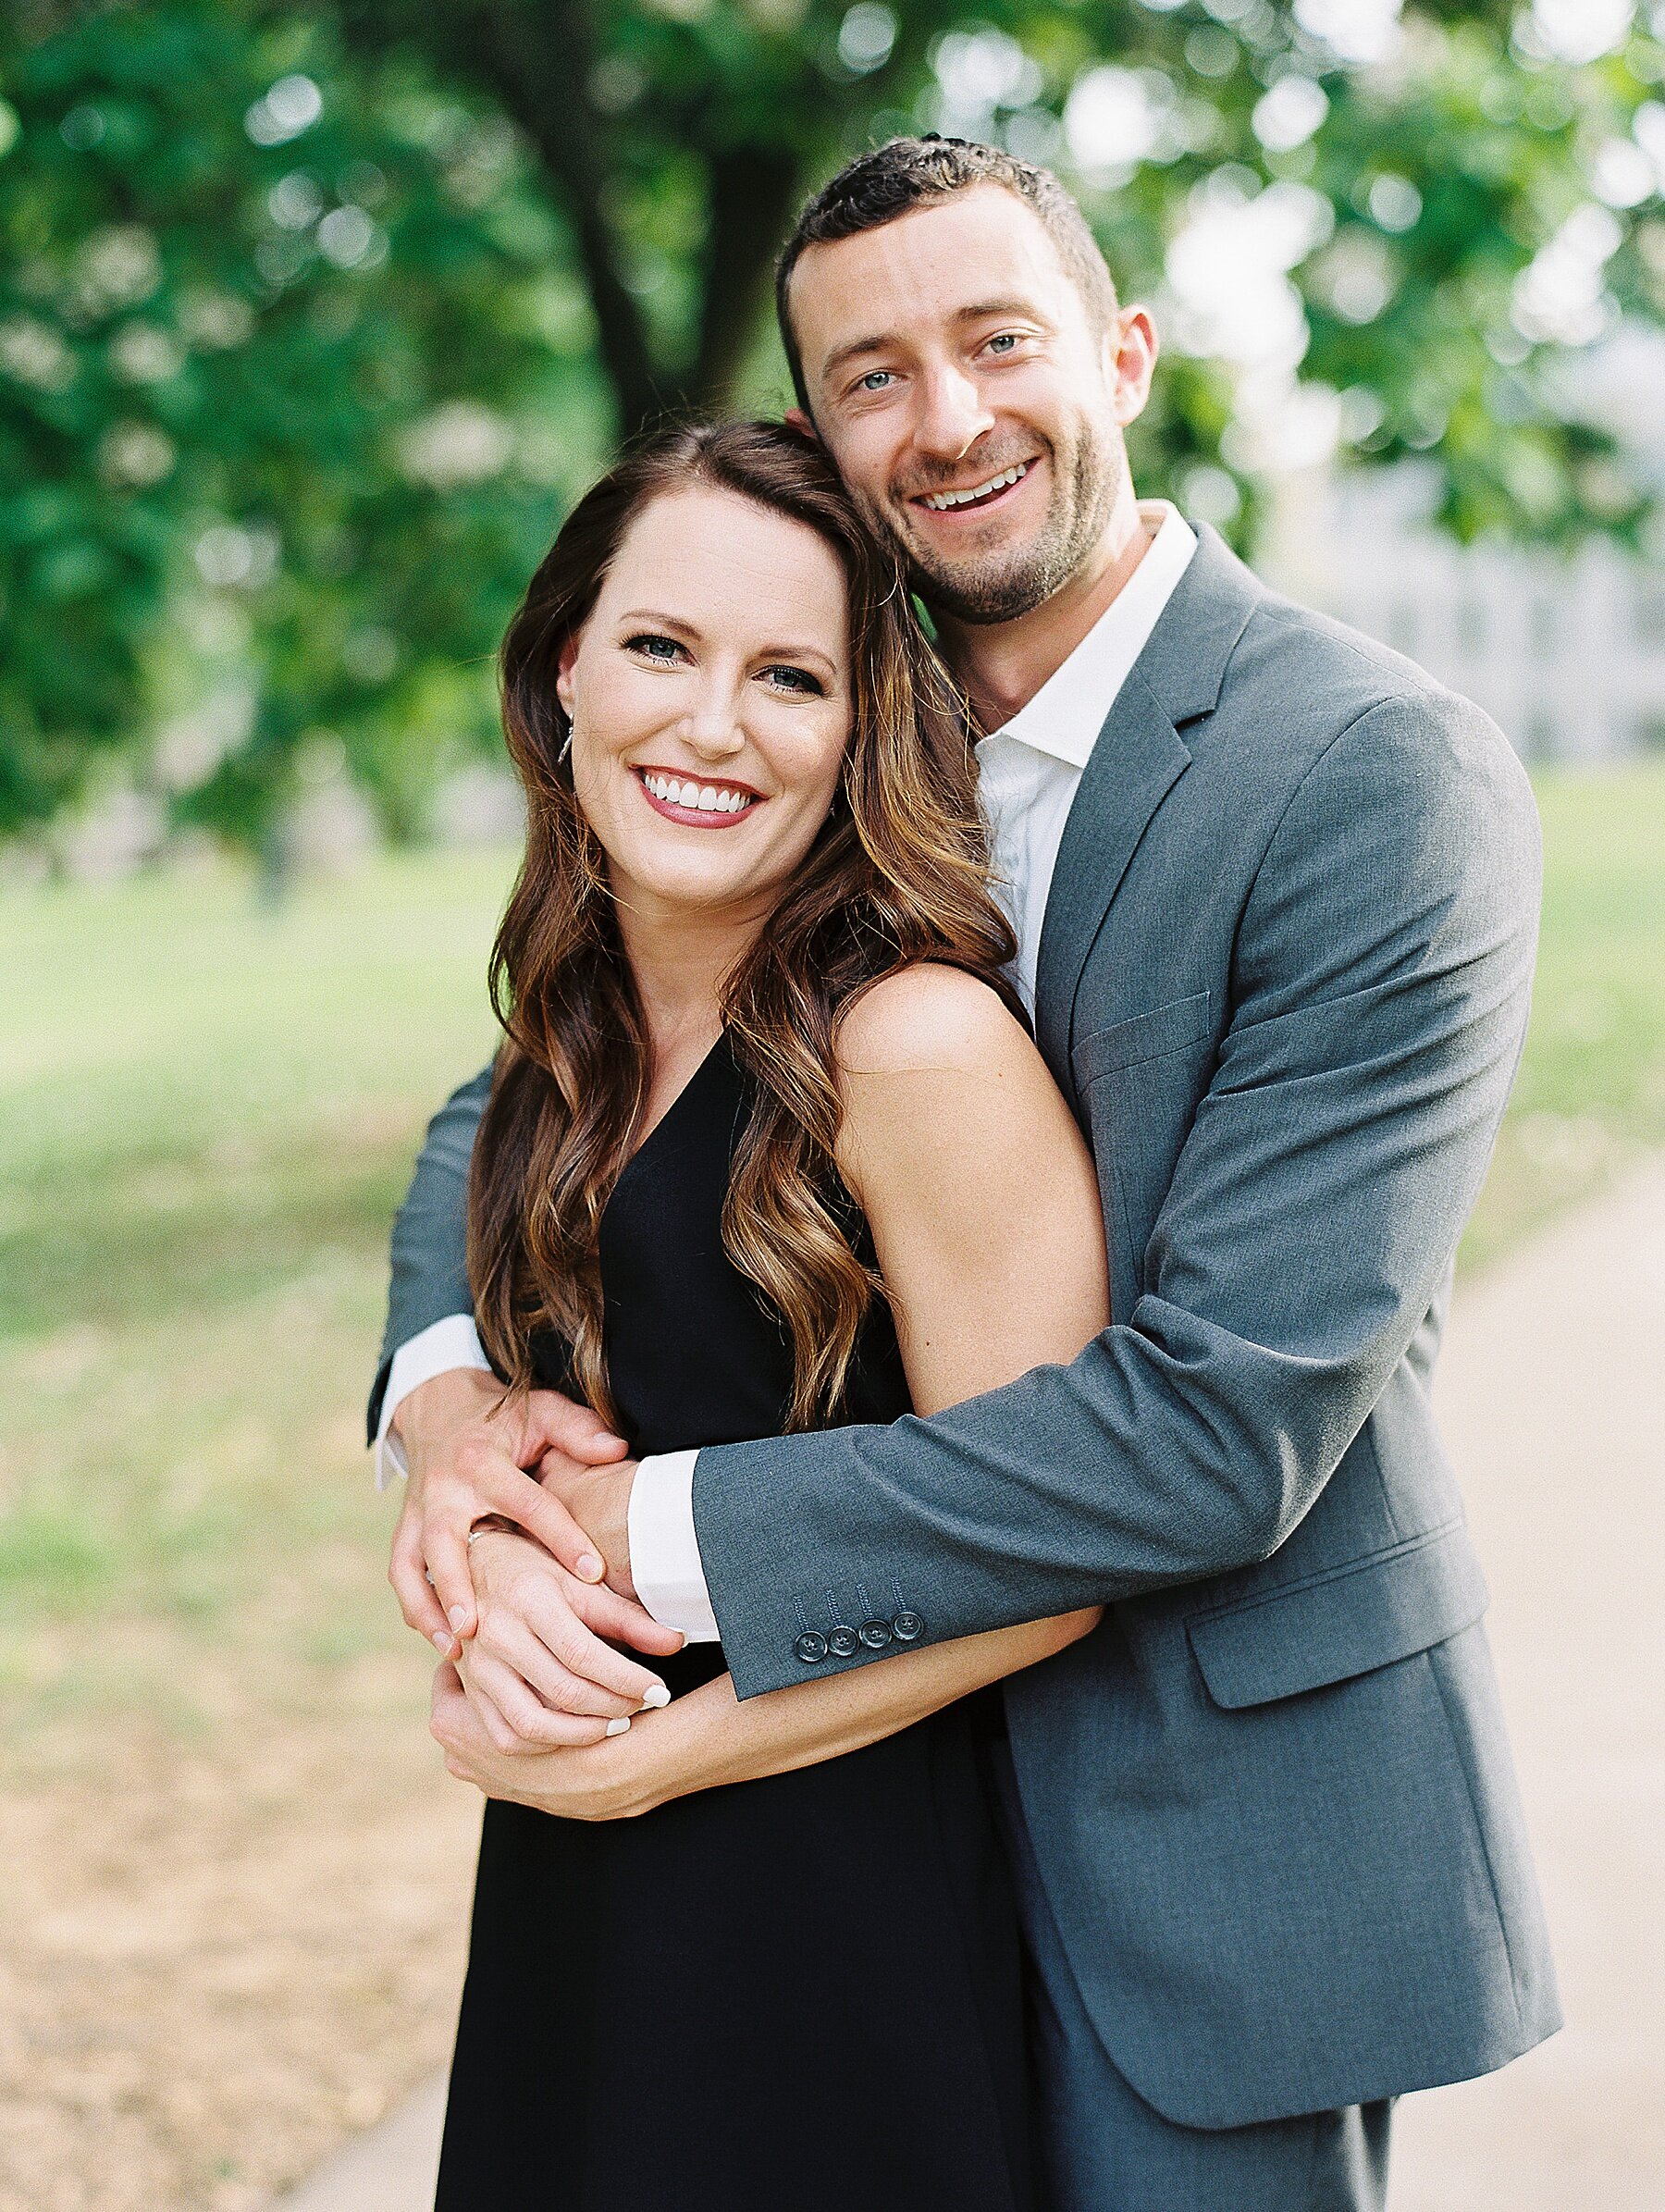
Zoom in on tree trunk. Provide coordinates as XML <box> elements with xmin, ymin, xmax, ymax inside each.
<box><xmin>341</xmin><ymin>0</ymin><xmax>665</xmax><ymax>435</ymax></box>
<box><xmin>688</xmin><ymin>144</ymin><xmax>803</xmax><ymax>411</ymax></box>
<box><xmin>466</xmin><ymin>13</ymin><xmax>668</xmax><ymax>434</ymax></box>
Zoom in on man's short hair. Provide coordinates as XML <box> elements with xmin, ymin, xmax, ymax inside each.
<box><xmin>776</xmin><ymin>136</ymin><xmax>1120</xmax><ymax>410</ymax></box>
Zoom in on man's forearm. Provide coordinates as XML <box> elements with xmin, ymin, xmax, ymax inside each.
<box><xmin>374</xmin><ymin>1316</ymin><xmax>493</xmax><ymax>1487</ymax></box>
<box><xmin>695</xmin><ymin>1305</ymin><xmax>1373</xmax><ymax>1697</ymax></box>
<box><xmin>691</xmin><ymin>697</ymin><xmax>1542</xmax><ymax>1696</ymax></box>
<box><xmin>369</xmin><ymin>1065</ymin><xmax>490</xmax><ymax>1443</ymax></box>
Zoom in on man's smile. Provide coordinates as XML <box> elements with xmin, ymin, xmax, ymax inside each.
<box><xmin>905</xmin><ymin>457</ymin><xmax>1040</xmax><ymax>525</ymax></box>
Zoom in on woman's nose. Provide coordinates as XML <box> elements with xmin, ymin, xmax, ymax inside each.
<box><xmin>678</xmin><ymin>678</ymin><xmax>746</xmax><ymax>758</ymax></box>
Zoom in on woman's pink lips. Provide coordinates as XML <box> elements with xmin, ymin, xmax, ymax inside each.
<box><xmin>633</xmin><ymin>766</ymin><xmax>763</xmax><ymax>829</ymax></box>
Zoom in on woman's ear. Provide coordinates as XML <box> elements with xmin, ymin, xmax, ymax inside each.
<box><xmin>555</xmin><ymin>632</ymin><xmax>579</xmax><ymax>721</ymax></box>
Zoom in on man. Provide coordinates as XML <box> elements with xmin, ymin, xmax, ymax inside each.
<box><xmin>374</xmin><ymin>140</ymin><xmax>1558</xmax><ymax>2208</ymax></box>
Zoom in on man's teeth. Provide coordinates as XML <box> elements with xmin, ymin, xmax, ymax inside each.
<box><xmin>642</xmin><ymin>772</ymin><xmax>752</xmax><ymax>814</ymax></box>
<box><xmin>922</xmin><ymin>462</ymin><xmax>1029</xmax><ymax>512</ymax></box>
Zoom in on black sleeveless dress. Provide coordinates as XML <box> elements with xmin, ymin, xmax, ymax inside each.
<box><xmin>435</xmin><ymin>1036</ymin><xmax>1036</xmax><ymax>2212</ymax></box>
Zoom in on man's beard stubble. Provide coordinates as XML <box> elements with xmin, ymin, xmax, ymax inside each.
<box><xmin>875</xmin><ymin>410</ymin><xmax>1128</xmax><ymax>628</ymax></box>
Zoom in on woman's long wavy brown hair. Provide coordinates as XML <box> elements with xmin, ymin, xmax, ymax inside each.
<box><xmin>467</xmin><ymin>420</ymin><xmax>1018</xmax><ymax>1432</ymax></box>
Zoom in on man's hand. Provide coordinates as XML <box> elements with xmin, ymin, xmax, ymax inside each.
<box><xmin>432</xmin><ymin>1661</ymin><xmax>669</xmax><ymax>1822</ymax></box>
<box><xmin>386</xmin><ymin>1367</ymin><xmax>661</xmax><ymax>1657</ymax></box>
<box><xmin>455</xmin><ymin>1528</ymin><xmax>678</xmax><ymax>1749</ymax></box>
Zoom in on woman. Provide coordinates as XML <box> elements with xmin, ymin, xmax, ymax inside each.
<box><xmin>431</xmin><ymin>422</ymin><xmax>1110</xmax><ymax>2211</ymax></box>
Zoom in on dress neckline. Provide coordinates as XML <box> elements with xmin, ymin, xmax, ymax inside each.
<box><xmin>610</xmin><ymin>1032</ymin><xmax>732</xmax><ymax>1202</ymax></box>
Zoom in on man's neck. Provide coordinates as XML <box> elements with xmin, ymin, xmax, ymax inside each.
<box><xmin>937</xmin><ymin>487</ymin><xmax>1153</xmax><ymax>732</ymax></box>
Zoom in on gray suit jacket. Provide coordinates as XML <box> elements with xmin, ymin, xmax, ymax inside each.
<box><xmin>374</xmin><ymin>527</ymin><xmax>1559</xmax><ymax>2129</ymax></box>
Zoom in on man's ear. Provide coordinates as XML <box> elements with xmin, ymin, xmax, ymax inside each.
<box><xmin>1110</xmin><ymin>305</ymin><xmax>1159</xmax><ymax>428</ymax></box>
<box><xmin>784</xmin><ymin>405</ymin><xmax>821</xmax><ymax>445</ymax></box>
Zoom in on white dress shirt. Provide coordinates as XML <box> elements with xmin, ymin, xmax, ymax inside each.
<box><xmin>376</xmin><ymin>503</ymin><xmax>1199</xmax><ymax>1640</ymax></box>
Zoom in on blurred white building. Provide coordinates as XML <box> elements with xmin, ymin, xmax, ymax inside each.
<box><xmin>1276</xmin><ymin>329</ymin><xmax>1665</xmax><ymax>765</ymax></box>
<box><xmin>1300</xmin><ymin>469</ymin><xmax>1665</xmax><ymax>763</ymax></box>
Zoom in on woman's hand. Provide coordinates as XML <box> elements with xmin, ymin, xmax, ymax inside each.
<box><xmin>456</xmin><ymin>1527</ymin><xmax>679</xmax><ymax>1751</ymax></box>
<box><xmin>387</xmin><ymin>1368</ymin><xmax>660</xmax><ymax>1652</ymax></box>
<box><xmin>431</xmin><ymin>1662</ymin><xmax>666</xmax><ymax>1821</ymax></box>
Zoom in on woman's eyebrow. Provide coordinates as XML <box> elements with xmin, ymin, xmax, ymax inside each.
<box><xmin>756</xmin><ymin>641</ymin><xmax>840</xmax><ymax>675</ymax></box>
<box><xmin>616</xmin><ymin>608</ymin><xmax>699</xmax><ymax>634</ymax></box>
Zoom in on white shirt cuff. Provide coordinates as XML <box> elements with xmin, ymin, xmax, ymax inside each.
<box><xmin>373</xmin><ymin>1315</ymin><xmax>492</xmax><ymax>1489</ymax></box>
<box><xmin>628</xmin><ymin>1450</ymin><xmax>720</xmax><ymax>1641</ymax></box>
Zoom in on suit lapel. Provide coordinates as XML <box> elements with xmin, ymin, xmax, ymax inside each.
<box><xmin>1032</xmin><ymin>526</ymin><xmax>1264</xmax><ymax>1081</ymax></box>
<box><xmin>1032</xmin><ymin>676</ymin><xmax>1190</xmax><ymax>1080</ymax></box>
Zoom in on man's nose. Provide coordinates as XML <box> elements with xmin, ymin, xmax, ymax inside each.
<box><xmin>914</xmin><ymin>365</ymin><xmax>995</xmax><ymax>463</ymax></box>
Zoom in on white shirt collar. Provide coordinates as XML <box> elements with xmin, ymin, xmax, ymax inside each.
<box><xmin>980</xmin><ymin>501</ymin><xmax>1198</xmax><ymax>770</ymax></box>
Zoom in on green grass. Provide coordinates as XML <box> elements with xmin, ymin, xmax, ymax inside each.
<box><xmin>1</xmin><ymin>763</ymin><xmax>1660</xmax><ymax>1728</ymax></box>
<box><xmin>0</xmin><ymin>847</ymin><xmax>516</xmax><ymax>1738</ymax></box>
<box><xmin>1462</xmin><ymin>759</ymin><xmax>1665</xmax><ymax>1267</ymax></box>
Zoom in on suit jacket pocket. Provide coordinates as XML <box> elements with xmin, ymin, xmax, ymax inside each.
<box><xmin>1072</xmin><ymin>990</ymin><xmax>1213</xmax><ymax>1089</ymax></box>
<box><xmin>1185</xmin><ymin>1520</ymin><xmax>1489</xmax><ymax>1712</ymax></box>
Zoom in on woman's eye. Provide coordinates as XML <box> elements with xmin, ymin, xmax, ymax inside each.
<box><xmin>627</xmin><ymin>633</ymin><xmax>685</xmax><ymax>663</ymax></box>
<box><xmin>760</xmin><ymin>663</ymin><xmax>823</xmax><ymax>696</ymax></box>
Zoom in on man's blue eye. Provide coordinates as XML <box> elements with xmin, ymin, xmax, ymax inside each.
<box><xmin>988</xmin><ymin>333</ymin><xmax>1018</xmax><ymax>354</ymax></box>
<box><xmin>858</xmin><ymin>370</ymin><xmax>892</xmax><ymax>391</ymax></box>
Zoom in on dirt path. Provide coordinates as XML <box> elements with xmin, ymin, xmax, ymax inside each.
<box><xmin>0</xmin><ymin>1695</ymin><xmax>478</xmax><ymax>2212</ymax></box>
<box><xmin>1390</xmin><ymin>1154</ymin><xmax>1665</xmax><ymax>2208</ymax></box>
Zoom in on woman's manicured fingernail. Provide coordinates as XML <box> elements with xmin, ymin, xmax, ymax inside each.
<box><xmin>432</xmin><ymin>1629</ymin><xmax>455</xmax><ymax>1653</ymax></box>
<box><xmin>576</xmin><ymin>1552</ymin><xmax>602</xmax><ymax>1581</ymax></box>
<box><xmin>605</xmin><ymin>1716</ymin><xmax>632</xmax><ymax>1736</ymax></box>
<box><xmin>640</xmin><ymin>1682</ymin><xmax>671</xmax><ymax>1709</ymax></box>
<box><xmin>448</xmin><ymin>1607</ymin><xmax>468</xmax><ymax>1633</ymax></box>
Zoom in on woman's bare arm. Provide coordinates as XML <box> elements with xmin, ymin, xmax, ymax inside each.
<box><xmin>535</xmin><ymin>1610</ymin><xmax>1093</xmax><ymax>1817</ymax></box>
<box><xmin>832</xmin><ymin>962</ymin><xmax>1110</xmax><ymax>1417</ymax></box>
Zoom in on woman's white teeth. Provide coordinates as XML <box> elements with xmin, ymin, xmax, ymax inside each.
<box><xmin>924</xmin><ymin>462</ymin><xmax>1028</xmax><ymax>512</ymax></box>
<box><xmin>643</xmin><ymin>772</ymin><xmax>750</xmax><ymax>814</ymax></box>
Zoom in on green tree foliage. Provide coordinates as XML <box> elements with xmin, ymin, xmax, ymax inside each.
<box><xmin>0</xmin><ymin>1</ymin><xmax>608</xmax><ymax>840</ymax></box>
<box><xmin>4</xmin><ymin>0</ymin><xmax>1664</xmax><ymax>842</ymax></box>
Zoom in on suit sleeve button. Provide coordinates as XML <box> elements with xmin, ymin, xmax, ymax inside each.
<box><xmin>892</xmin><ymin>1611</ymin><xmax>925</xmax><ymax>1643</ymax></box>
<box><xmin>827</xmin><ymin>1624</ymin><xmax>859</xmax><ymax>1658</ymax></box>
<box><xmin>794</xmin><ymin>1631</ymin><xmax>829</xmax><ymax>1663</ymax></box>
<box><xmin>858</xmin><ymin>1618</ymin><xmax>893</xmax><ymax>1650</ymax></box>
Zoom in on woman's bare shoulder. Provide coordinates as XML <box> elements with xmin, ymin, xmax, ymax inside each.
<box><xmin>832</xmin><ymin>963</ymin><xmax>1079</xmax><ymax>1211</ymax></box>
<box><xmin>834</xmin><ymin>961</ymin><xmax>1035</xmax><ymax>1083</ymax></box>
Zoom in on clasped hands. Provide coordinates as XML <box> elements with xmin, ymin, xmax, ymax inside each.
<box><xmin>388</xmin><ymin>1368</ymin><xmax>686</xmax><ymax>1818</ymax></box>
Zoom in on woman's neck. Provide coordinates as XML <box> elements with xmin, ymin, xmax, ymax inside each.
<box><xmin>612</xmin><ymin>885</ymin><xmax>768</xmax><ymax>1074</ymax></box>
